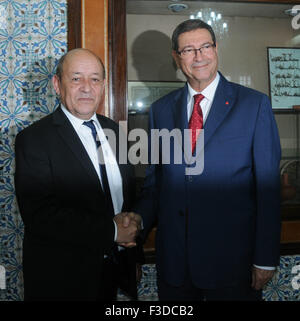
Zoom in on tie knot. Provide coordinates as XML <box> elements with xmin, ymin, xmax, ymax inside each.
<box><xmin>194</xmin><ymin>94</ymin><xmax>204</xmax><ymax>105</ymax></box>
<box><xmin>83</xmin><ymin>120</ymin><xmax>96</xmax><ymax>131</ymax></box>
<box><xmin>83</xmin><ymin>120</ymin><xmax>100</xmax><ymax>148</ymax></box>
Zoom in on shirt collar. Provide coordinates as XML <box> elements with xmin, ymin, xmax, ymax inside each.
<box><xmin>61</xmin><ymin>104</ymin><xmax>99</xmax><ymax>130</ymax></box>
<box><xmin>187</xmin><ymin>72</ymin><xmax>220</xmax><ymax>103</ymax></box>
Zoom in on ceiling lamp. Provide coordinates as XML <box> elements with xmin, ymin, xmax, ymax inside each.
<box><xmin>190</xmin><ymin>9</ymin><xmax>228</xmax><ymax>39</ymax></box>
<box><xmin>168</xmin><ymin>3</ymin><xmax>189</xmax><ymax>13</ymax></box>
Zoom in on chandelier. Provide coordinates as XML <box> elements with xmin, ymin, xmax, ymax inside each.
<box><xmin>190</xmin><ymin>9</ymin><xmax>228</xmax><ymax>39</ymax></box>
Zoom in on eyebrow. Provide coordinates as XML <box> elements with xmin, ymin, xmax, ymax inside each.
<box><xmin>71</xmin><ymin>72</ymin><xmax>101</xmax><ymax>76</ymax></box>
<box><xmin>181</xmin><ymin>42</ymin><xmax>212</xmax><ymax>50</ymax></box>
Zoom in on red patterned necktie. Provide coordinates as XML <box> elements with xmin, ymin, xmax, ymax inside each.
<box><xmin>189</xmin><ymin>94</ymin><xmax>204</xmax><ymax>154</ymax></box>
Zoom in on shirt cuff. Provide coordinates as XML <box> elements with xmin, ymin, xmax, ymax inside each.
<box><xmin>113</xmin><ymin>220</ymin><xmax>117</xmax><ymax>242</ymax></box>
<box><xmin>253</xmin><ymin>264</ymin><xmax>275</xmax><ymax>270</ymax></box>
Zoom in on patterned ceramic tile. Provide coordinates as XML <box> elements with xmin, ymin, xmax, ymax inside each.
<box><xmin>117</xmin><ymin>261</ymin><xmax>300</xmax><ymax>301</ymax></box>
<box><xmin>263</xmin><ymin>255</ymin><xmax>300</xmax><ymax>301</ymax></box>
<box><xmin>137</xmin><ymin>264</ymin><xmax>158</xmax><ymax>298</ymax></box>
<box><xmin>0</xmin><ymin>0</ymin><xmax>67</xmax><ymax>301</ymax></box>
<box><xmin>117</xmin><ymin>264</ymin><xmax>159</xmax><ymax>301</ymax></box>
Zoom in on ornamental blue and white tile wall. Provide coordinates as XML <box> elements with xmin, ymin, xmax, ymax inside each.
<box><xmin>118</xmin><ymin>258</ymin><xmax>300</xmax><ymax>301</ymax></box>
<box><xmin>0</xmin><ymin>0</ymin><xmax>67</xmax><ymax>301</ymax></box>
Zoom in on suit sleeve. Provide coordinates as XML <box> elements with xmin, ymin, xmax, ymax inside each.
<box><xmin>252</xmin><ymin>94</ymin><xmax>281</xmax><ymax>267</ymax></box>
<box><xmin>14</xmin><ymin>130</ymin><xmax>115</xmax><ymax>252</ymax></box>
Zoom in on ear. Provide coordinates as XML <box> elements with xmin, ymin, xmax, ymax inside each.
<box><xmin>52</xmin><ymin>75</ymin><xmax>61</xmax><ymax>96</ymax></box>
<box><xmin>172</xmin><ymin>50</ymin><xmax>180</xmax><ymax>69</ymax></box>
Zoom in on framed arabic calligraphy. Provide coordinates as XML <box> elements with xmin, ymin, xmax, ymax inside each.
<box><xmin>267</xmin><ymin>47</ymin><xmax>300</xmax><ymax>111</ymax></box>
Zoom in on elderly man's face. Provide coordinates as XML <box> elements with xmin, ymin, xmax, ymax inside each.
<box><xmin>172</xmin><ymin>28</ymin><xmax>218</xmax><ymax>92</ymax></box>
<box><xmin>52</xmin><ymin>50</ymin><xmax>105</xmax><ymax>120</ymax></box>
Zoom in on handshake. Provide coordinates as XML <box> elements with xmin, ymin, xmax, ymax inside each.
<box><xmin>113</xmin><ymin>212</ymin><xmax>142</xmax><ymax>248</ymax></box>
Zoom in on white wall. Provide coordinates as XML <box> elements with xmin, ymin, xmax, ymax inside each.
<box><xmin>127</xmin><ymin>14</ymin><xmax>299</xmax><ymax>94</ymax></box>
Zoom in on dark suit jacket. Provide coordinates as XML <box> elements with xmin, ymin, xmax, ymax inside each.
<box><xmin>15</xmin><ymin>107</ymin><xmax>140</xmax><ymax>300</ymax></box>
<box><xmin>135</xmin><ymin>73</ymin><xmax>281</xmax><ymax>289</ymax></box>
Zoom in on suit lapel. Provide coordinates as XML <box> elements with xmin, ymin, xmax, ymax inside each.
<box><xmin>203</xmin><ymin>74</ymin><xmax>236</xmax><ymax>149</ymax></box>
<box><xmin>52</xmin><ymin>107</ymin><xmax>101</xmax><ymax>189</ymax></box>
<box><xmin>97</xmin><ymin>115</ymin><xmax>119</xmax><ymax>163</ymax></box>
<box><xmin>172</xmin><ymin>84</ymin><xmax>192</xmax><ymax>160</ymax></box>
<box><xmin>172</xmin><ymin>84</ymin><xmax>189</xmax><ymax>133</ymax></box>
<box><xmin>97</xmin><ymin>115</ymin><xmax>130</xmax><ymax>210</ymax></box>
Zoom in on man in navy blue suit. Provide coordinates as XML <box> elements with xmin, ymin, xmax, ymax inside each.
<box><xmin>135</xmin><ymin>19</ymin><xmax>281</xmax><ymax>301</ymax></box>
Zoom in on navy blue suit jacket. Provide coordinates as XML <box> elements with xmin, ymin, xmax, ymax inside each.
<box><xmin>135</xmin><ymin>73</ymin><xmax>281</xmax><ymax>289</ymax></box>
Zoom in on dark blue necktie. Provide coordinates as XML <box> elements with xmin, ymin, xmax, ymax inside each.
<box><xmin>83</xmin><ymin>120</ymin><xmax>115</xmax><ymax>217</ymax></box>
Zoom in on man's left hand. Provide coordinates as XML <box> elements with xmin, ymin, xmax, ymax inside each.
<box><xmin>251</xmin><ymin>266</ymin><xmax>275</xmax><ymax>290</ymax></box>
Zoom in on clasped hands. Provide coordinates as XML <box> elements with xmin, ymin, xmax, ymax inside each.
<box><xmin>114</xmin><ymin>212</ymin><xmax>142</xmax><ymax>248</ymax></box>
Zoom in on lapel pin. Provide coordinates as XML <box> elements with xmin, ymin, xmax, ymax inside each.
<box><xmin>225</xmin><ymin>101</ymin><xmax>229</xmax><ymax>105</ymax></box>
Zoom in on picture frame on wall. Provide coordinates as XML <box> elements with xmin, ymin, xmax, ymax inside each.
<box><xmin>128</xmin><ymin>81</ymin><xmax>185</xmax><ymax>114</ymax></box>
<box><xmin>267</xmin><ymin>47</ymin><xmax>300</xmax><ymax>111</ymax></box>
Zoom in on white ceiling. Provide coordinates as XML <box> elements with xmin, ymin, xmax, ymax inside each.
<box><xmin>126</xmin><ymin>0</ymin><xmax>294</xmax><ymax>18</ymax></box>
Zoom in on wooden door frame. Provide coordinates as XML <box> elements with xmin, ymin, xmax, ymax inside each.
<box><xmin>67</xmin><ymin>0</ymin><xmax>127</xmax><ymax>122</ymax></box>
<box><xmin>107</xmin><ymin>0</ymin><xmax>127</xmax><ymax>122</ymax></box>
<box><xmin>67</xmin><ymin>0</ymin><xmax>82</xmax><ymax>50</ymax></box>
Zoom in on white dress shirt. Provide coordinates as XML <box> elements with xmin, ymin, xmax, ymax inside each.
<box><xmin>187</xmin><ymin>72</ymin><xmax>220</xmax><ymax>124</ymax></box>
<box><xmin>186</xmin><ymin>73</ymin><xmax>274</xmax><ymax>271</ymax></box>
<box><xmin>61</xmin><ymin>105</ymin><xmax>123</xmax><ymax>241</ymax></box>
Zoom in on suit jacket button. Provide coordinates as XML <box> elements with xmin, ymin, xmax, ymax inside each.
<box><xmin>189</xmin><ymin>176</ymin><xmax>193</xmax><ymax>182</ymax></box>
<box><xmin>179</xmin><ymin>211</ymin><xmax>184</xmax><ymax>216</ymax></box>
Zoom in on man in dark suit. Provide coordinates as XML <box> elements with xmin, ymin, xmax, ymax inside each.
<box><xmin>14</xmin><ymin>48</ymin><xmax>142</xmax><ymax>301</ymax></box>
<box><xmin>135</xmin><ymin>19</ymin><xmax>281</xmax><ymax>301</ymax></box>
